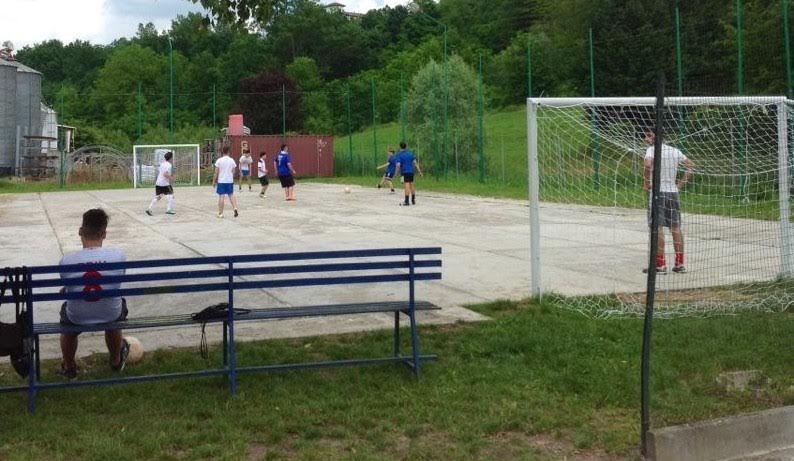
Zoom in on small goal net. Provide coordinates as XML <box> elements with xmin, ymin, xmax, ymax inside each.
<box><xmin>527</xmin><ymin>96</ymin><xmax>794</xmax><ymax>317</ymax></box>
<box><xmin>132</xmin><ymin>144</ymin><xmax>201</xmax><ymax>188</ymax></box>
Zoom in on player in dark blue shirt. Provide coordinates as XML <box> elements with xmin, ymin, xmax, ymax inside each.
<box><xmin>395</xmin><ymin>142</ymin><xmax>423</xmax><ymax>206</ymax></box>
<box><xmin>376</xmin><ymin>147</ymin><xmax>397</xmax><ymax>192</ymax></box>
<box><xmin>273</xmin><ymin>144</ymin><xmax>297</xmax><ymax>201</ymax></box>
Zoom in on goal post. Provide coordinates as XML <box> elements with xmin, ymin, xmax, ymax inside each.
<box><xmin>527</xmin><ymin>96</ymin><xmax>794</xmax><ymax>315</ymax></box>
<box><xmin>132</xmin><ymin>144</ymin><xmax>201</xmax><ymax>188</ymax></box>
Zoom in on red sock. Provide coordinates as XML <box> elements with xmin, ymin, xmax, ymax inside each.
<box><xmin>675</xmin><ymin>253</ymin><xmax>684</xmax><ymax>266</ymax></box>
<box><xmin>656</xmin><ymin>254</ymin><xmax>666</xmax><ymax>268</ymax></box>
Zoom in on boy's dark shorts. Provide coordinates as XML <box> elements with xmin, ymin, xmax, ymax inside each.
<box><xmin>403</xmin><ymin>173</ymin><xmax>415</xmax><ymax>183</ymax></box>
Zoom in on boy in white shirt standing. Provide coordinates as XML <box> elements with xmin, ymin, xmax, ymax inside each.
<box><xmin>145</xmin><ymin>151</ymin><xmax>175</xmax><ymax>215</ymax></box>
<box><xmin>212</xmin><ymin>146</ymin><xmax>239</xmax><ymax>218</ymax></box>
<box><xmin>257</xmin><ymin>151</ymin><xmax>269</xmax><ymax>198</ymax></box>
<box><xmin>238</xmin><ymin>148</ymin><xmax>253</xmax><ymax>191</ymax></box>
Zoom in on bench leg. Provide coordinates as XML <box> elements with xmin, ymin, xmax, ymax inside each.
<box><xmin>408</xmin><ymin>309</ymin><xmax>421</xmax><ymax>377</ymax></box>
<box><xmin>223</xmin><ymin>321</ymin><xmax>228</xmax><ymax>366</ymax></box>
<box><xmin>34</xmin><ymin>335</ymin><xmax>41</xmax><ymax>381</ymax></box>
<box><xmin>393</xmin><ymin>312</ymin><xmax>401</xmax><ymax>357</ymax></box>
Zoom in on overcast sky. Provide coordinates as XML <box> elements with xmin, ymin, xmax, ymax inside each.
<box><xmin>2</xmin><ymin>0</ymin><xmax>410</xmax><ymax>50</ymax></box>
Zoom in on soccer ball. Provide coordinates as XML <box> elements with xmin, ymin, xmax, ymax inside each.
<box><xmin>124</xmin><ymin>336</ymin><xmax>145</xmax><ymax>364</ymax></box>
<box><xmin>344</xmin><ymin>187</ymin><xmax>351</xmax><ymax>194</ymax></box>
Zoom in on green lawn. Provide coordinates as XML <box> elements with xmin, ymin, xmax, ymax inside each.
<box><xmin>1</xmin><ymin>298</ymin><xmax>791</xmax><ymax>461</ymax></box>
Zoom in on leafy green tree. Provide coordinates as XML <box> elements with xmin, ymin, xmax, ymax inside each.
<box><xmin>286</xmin><ymin>57</ymin><xmax>332</xmax><ymax>133</ymax></box>
<box><xmin>266</xmin><ymin>0</ymin><xmax>376</xmax><ymax>79</ymax></box>
<box><xmin>189</xmin><ymin>0</ymin><xmax>294</xmax><ymax>27</ymax></box>
<box><xmin>234</xmin><ymin>71</ymin><xmax>302</xmax><ymax>134</ymax></box>
<box><xmin>406</xmin><ymin>55</ymin><xmax>478</xmax><ymax>176</ymax></box>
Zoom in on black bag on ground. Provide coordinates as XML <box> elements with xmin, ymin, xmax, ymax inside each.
<box><xmin>0</xmin><ymin>267</ymin><xmax>32</xmax><ymax>378</ymax></box>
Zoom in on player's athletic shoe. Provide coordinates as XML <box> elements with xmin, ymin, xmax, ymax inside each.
<box><xmin>165</xmin><ymin>210</ymin><xmax>176</xmax><ymax>215</ymax></box>
<box><xmin>672</xmin><ymin>265</ymin><xmax>687</xmax><ymax>273</ymax></box>
<box><xmin>642</xmin><ymin>266</ymin><xmax>667</xmax><ymax>275</ymax></box>
<box><xmin>390</xmin><ymin>189</ymin><xmax>395</xmax><ymax>193</ymax></box>
<box><xmin>112</xmin><ymin>339</ymin><xmax>130</xmax><ymax>372</ymax></box>
<box><xmin>234</xmin><ymin>209</ymin><xmax>239</xmax><ymax>218</ymax></box>
<box><xmin>217</xmin><ymin>213</ymin><xmax>223</xmax><ymax>219</ymax></box>
<box><xmin>377</xmin><ymin>184</ymin><xmax>382</xmax><ymax>189</ymax></box>
<box><xmin>145</xmin><ymin>209</ymin><xmax>153</xmax><ymax>216</ymax></box>
<box><xmin>57</xmin><ymin>364</ymin><xmax>78</xmax><ymax>380</ymax></box>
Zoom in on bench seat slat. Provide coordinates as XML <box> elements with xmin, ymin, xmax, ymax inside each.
<box><xmin>32</xmin><ymin>301</ymin><xmax>440</xmax><ymax>335</ymax></box>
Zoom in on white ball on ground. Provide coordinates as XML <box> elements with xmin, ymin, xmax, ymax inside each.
<box><xmin>344</xmin><ymin>187</ymin><xmax>351</xmax><ymax>194</ymax></box>
<box><xmin>124</xmin><ymin>336</ymin><xmax>145</xmax><ymax>364</ymax></box>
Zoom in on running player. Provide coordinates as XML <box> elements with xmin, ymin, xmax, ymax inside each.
<box><xmin>145</xmin><ymin>151</ymin><xmax>175</xmax><ymax>215</ymax></box>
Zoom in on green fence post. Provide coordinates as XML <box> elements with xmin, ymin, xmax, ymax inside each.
<box><xmin>675</xmin><ymin>6</ymin><xmax>683</xmax><ymax>96</ymax></box>
<box><xmin>400</xmin><ymin>72</ymin><xmax>406</xmax><ymax>142</ymax></box>
<box><xmin>168</xmin><ymin>37</ymin><xmax>174</xmax><ymax>143</ymax></box>
<box><xmin>785</xmin><ymin>0</ymin><xmax>793</xmax><ymax>99</ymax></box>
<box><xmin>212</xmin><ymin>84</ymin><xmax>217</xmax><ymax>131</ymax></box>
<box><xmin>371</xmin><ymin>77</ymin><xmax>378</xmax><ymax>172</ymax></box>
<box><xmin>737</xmin><ymin>0</ymin><xmax>748</xmax><ymax>198</ymax></box>
<box><xmin>347</xmin><ymin>85</ymin><xmax>353</xmax><ymax>172</ymax></box>
<box><xmin>479</xmin><ymin>52</ymin><xmax>485</xmax><ymax>183</ymax></box>
<box><xmin>137</xmin><ymin>82</ymin><xmax>143</xmax><ymax>142</ymax></box>
<box><xmin>527</xmin><ymin>37</ymin><xmax>533</xmax><ymax>98</ymax></box>
<box><xmin>59</xmin><ymin>86</ymin><xmax>65</xmax><ymax>188</ymax></box>
<box><xmin>589</xmin><ymin>27</ymin><xmax>600</xmax><ymax>189</ymax></box>
<box><xmin>282</xmin><ymin>84</ymin><xmax>287</xmax><ymax>141</ymax></box>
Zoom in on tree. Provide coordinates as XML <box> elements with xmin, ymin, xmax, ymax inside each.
<box><xmin>406</xmin><ymin>55</ymin><xmax>478</xmax><ymax>177</ymax></box>
<box><xmin>235</xmin><ymin>71</ymin><xmax>302</xmax><ymax>134</ymax></box>
<box><xmin>189</xmin><ymin>0</ymin><xmax>294</xmax><ymax>28</ymax></box>
<box><xmin>286</xmin><ymin>57</ymin><xmax>332</xmax><ymax>133</ymax></box>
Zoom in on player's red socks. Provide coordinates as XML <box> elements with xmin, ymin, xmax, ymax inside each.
<box><xmin>675</xmin><ymin>253</ymin><xmax>684</xmax><ymax>266</ymax></box>
<box><xmin>656</xmin><ymin>254</ymin><xmax>666</xmax><ymax>268</ymax></box>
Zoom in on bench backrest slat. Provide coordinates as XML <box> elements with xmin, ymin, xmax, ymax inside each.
<box><xmin>1</xmin><ymin>247</ymin><xmax>442</xmax><ymax>305</ymax></box>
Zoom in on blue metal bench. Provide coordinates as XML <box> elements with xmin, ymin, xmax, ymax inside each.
<box><xmin>0</xmin><ymin>247</ymin><xmax>442</xmax><ymax>413</ymax></box>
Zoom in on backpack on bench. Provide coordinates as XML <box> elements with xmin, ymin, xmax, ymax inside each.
<box><xmin>0</xmin><ymin>267</ymin><xmax>32</xmax><ymax>378</ymax></box>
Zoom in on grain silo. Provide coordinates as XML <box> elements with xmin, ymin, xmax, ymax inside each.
<box><xmin>0</xmin><ymin>57</ymin><xmax>43</xmax><ymax>175</ymax></box>
<box><xmin>0</xmin><ymin>63</ymin><xmax>16</xmax><ymax>174</ymax></box>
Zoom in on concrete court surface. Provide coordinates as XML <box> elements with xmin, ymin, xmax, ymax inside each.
<box><xmin>0</xmin><ymin>182</ymin><xmax>785</xmax><ymax>359</ymax></box>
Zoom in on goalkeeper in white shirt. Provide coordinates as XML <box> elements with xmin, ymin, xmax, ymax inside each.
<box><xmin>643</xmin><ymin>130</ymin><xmax>695</xmax><ymax>274</ymax></box>
<box><xmin>145</xmin><ymin>151</ymin><xmax>175</xmax><ymax>216</ymax></box>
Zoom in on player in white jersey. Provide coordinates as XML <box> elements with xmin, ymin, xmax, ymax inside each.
<box><xmin>238</xmin><ymin>149</ymin><xmax>253</xmax><ymax>191</ymax></box>
<box><xmin>58</xmin><ymin>208</ymin><xmax>130</xmax><ymax>379</ymax></box>
<box><xmin>146</xmin><ymin>151</ymin><xmax>175</xmax><ymax>215</ymax></box>
<box><xmin>257</xmin><ymin>151</ymin><xmax>269</xmax><ymax>198</ymax></box>
<box><xmin>212</xmin><ymin>145</ymin><xmax>239</xmax><ymax>218</ymax></box>
<box><xmin>643</xmin><ymin>130</ymin><xmax>695</xmax><ymax>274</ymax></box>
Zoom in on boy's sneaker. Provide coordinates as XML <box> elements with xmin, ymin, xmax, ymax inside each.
<box><xmin>642</xmin><ymin>266</ymin><xmax>667</xmax><ymax>275</ymax></box>
<box><xmin>145</xmin><ymin>209</ymin><xmax>153</xmax><ymax>216</ymax></box>
<box><xmin>390</xmin><ymin>189</ymin><xmax>395</xmax><ymax>193</ymax></box>
<box><xmin>672</xmin><ymin>265</ymin><xmax>687</xmax><ymax>273</ymax></box>
<box><xmin>377</xmin><ymin>184</ymin><xmax>382</xmax><ymax>189</ymax></box>
<box><xmin>112</xmin><ymin>339</ymin><xmax>130</xmax><ymax>372</ymax></box>
<box><xmin>217</xmin><ymin>213</ymin><xmax>224</xmax><ymax>219</ymax></box>
<box><xmin>259</xmin><ymin>192</ymin><xmax>264</xmax><ymax>199</ymax></box>
<box><xmin>165</xmin><ymin>210</ymin><xmax>176</xmax><ymax>215</ymax></box>
<box><xmin>57</xmin><ymin>364</ymin><xmax>78</xmax><ymax>381</ymax></box>
<box><xmin>234</xmin><ymin>209</ymin><xmax>239</xmax><ymax>218</ymax></box>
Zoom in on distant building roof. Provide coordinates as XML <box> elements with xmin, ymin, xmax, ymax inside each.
<box><xmin>0</xmin><ymin>57</ymin><xmax>41</xmax><ymax>74</ymax></box>
<box><xmin>323</xmin><ymin>2</ymin><xmax>363</xmax><ymax>19</ymax></box>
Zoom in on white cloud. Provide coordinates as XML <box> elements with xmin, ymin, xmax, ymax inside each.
<box><xmin>2</xmin><ymin>0</ymin><xmax>203</xmax><ymax>49</ymax></box>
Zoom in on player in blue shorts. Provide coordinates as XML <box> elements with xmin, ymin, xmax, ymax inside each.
<box><xmin>212</xmin><ymin>146</ymin><xmax>239</xmax><ymax>218</ymax></box>
<box><xmin>376</xmin><ymin>147</ymin><xmax>397</xmax><ymax>192</ymax></box>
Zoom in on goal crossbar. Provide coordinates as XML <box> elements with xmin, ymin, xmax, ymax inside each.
<box><xmin>528</xmin><ymin>96</ymin><xmax>787</xmax><ymax>107</ymax></box>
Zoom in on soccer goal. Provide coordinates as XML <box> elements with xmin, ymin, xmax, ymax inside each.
<box><xmin>132</xmin><ymin>144</ymin><xmax>201</xmax><ymax>188</ymax></box>
<box><xmin>527</xmin><ymin>96</ymin><xmax>794</xmax><ymax>316</ymax></box>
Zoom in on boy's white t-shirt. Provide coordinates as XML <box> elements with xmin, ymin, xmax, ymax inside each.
<box><xmin>214</xmin><ymin>156</ymin><xmax>237</xmax><ymax>183</ymax></box>
<box><xmin>645</xmin><ymin>144</ymin><xmax>687</xmax><ymax>193</ymax></box>
<box><xmin>60</xmin><ymin>247</ymin><xmax>126</xmax><ymax>325</ymax></box>
<box><xmin>239</xmin><ymin>155</ymin><xmax>252</xmax><ymax>171</ymax></box>
<box><xmin>155</xmin><ymin>161</ymin><xmax>172</xmax><ymax>187</ymax></box>
<box><xmin>257</xmin><ymin>159</ymin><xmax>267</xmax><ymax>178</ymax></box>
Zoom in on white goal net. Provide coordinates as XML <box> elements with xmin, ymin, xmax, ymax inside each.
<box><xmin>527</xmin><ymin>96</ymin><xmax>794</xmax><ymax>317</ymax></box>
<box><xmin>132</xmin><ymin>144</ymin><xmax>201</xmax><ymax>188</ymax></box>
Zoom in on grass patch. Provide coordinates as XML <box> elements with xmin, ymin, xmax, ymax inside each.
<box><xmin>0</xmin><ymin>178</ymin><xmax>131</xmax><ymax>194</ymax></box>
<box><xmin>1</xmin><ymin>298</ymin><xmax>791</xmax><ymax>460</ymax></box>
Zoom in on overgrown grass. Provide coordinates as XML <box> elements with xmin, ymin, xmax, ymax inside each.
<box><xmin>1</xmin><ymin>298</ymin><xmax>791</xmax><ymax>461</ymax></box>
<box><xmin>0</xmin><ymin>178</ymin><xmax>131</xmax><ymax>194</ymax></box>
